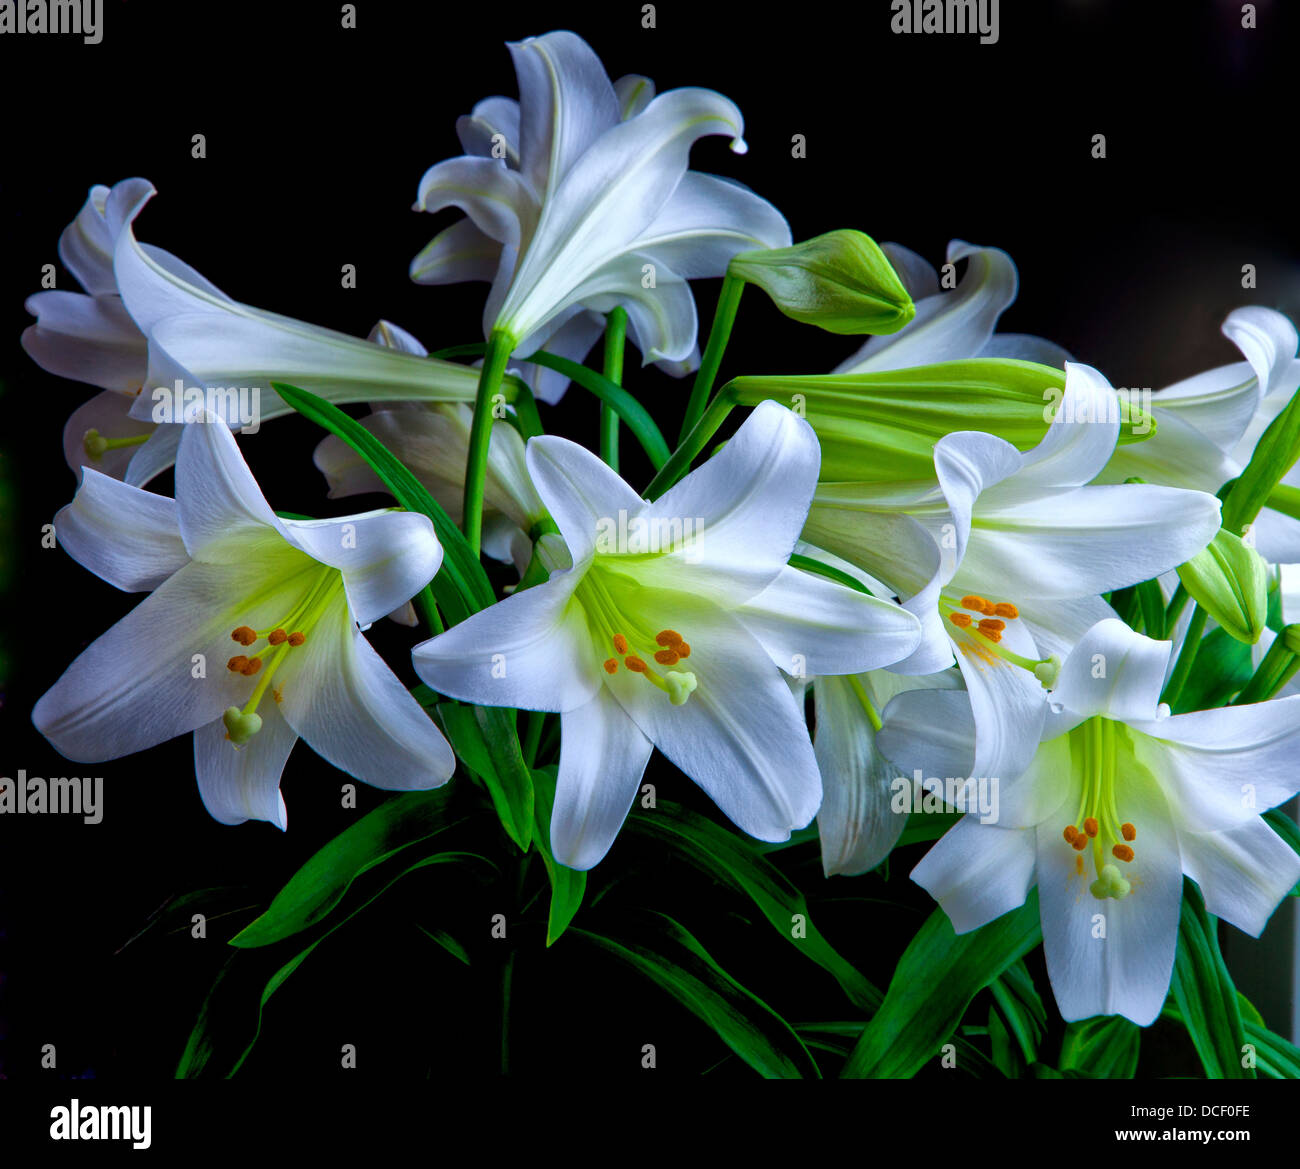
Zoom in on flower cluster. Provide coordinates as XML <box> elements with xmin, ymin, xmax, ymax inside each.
<box><xmin>23</xmin><ymin>29</ymin><xmax>1300</xmax><ymax>1041</ymax></box>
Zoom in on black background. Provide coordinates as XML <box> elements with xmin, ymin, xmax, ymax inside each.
<box><xmin>1</xmin><ymin>0</ymin><xmax>1298</xmax><ymax>1089</ymax></box>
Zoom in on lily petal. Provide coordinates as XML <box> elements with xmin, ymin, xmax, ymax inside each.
<box><xmin>278</xmin><ymin>611</ymin><xmax>455</xmax><ymax>789</ymax></box>
<box><xmin>639</xmin><ymin>401</ymin><xmax>819</xmax><ymax>602</ymax></box>
<box><xmin>194</xmin><ymin>698</ymin><xmax>295</xmax><ymax>829</ymax></box>
<box><xmin>552</xmin><ymin>686</ymin><xmax>654</xmax><ymax>869</ymax></box>
<box><xmin>54</xmin><ymin>467</ymin><xmax>188</xmax><ymax>592</ymax></box>
<box><xmin>911</xmin><ymin>814</ymin><xmax>1038</xmax><ymax>933</ymax></box>
<box><xmin>736</xmin><ymin>565</ymin><xmax>921</xmax><ymax>676</ymax></box>
<box><xmin>411</xmin><ymin>571</ymin><xmax>602</xmax><ymax>713</ymax></box>
<box><xmin>1035</xmin><ymin>765</ymin><xmax>1182</xmax><ymax>1025</ymax></box>
<box><xmin>281</xmin><ymin>510</ymin><xmax>442</xmax><ymax>628</ymax></box>
<box><xmin>1179</xmin><ymin>816</ymin><xmax>1300</xmax><ymax>937</ymax></box>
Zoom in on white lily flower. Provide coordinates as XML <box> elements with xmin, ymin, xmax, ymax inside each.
<box><xmin>312</xmin><ymin>321</ymin><xmax>546</xmax><ymax>574</ymax></box>
<box><xmin>804</xmin><ymin>363</ymin><xmax>1223</xmax><ymax>784</ymax></box>
<box><xmin>902</xmin><ymin>618</ymin><xmax>1300</xmax><ymax>1026</ymax></box>
<box><xmin>412</xmin><ymin>401</ymin><xmax>922</xmax><ymax>869</ymax></box>
<box><xmin>835</xmin><ymin>239</ymin><xmax>1071</xmax><ymax>375</ymax></box>
<box><xmin>32</xmin><ymin>417</ymin><xmax>455</xmax><ymax>828</ymax></box>
<box><xmin>410</xmin><ymin>30</ymin><xmax>791</xmax><ymax>401</ymax></box>
<box><xmin>1098</xmin><ymin>306</ymin><xmax>1299</xmax><ymax>496</ymax></box>
<box><xmin>23</xmin><ymin>178</ymin><xmax>483</xmax><ymax>486</ymax></box>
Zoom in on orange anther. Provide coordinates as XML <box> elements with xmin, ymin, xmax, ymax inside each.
<box><xmin>1063</xmin><ymin>825</ymin><xmax>1078</xmax><ymax>844</ymax></box>
<box><xmin>654</xmin><ymin>649</ymin><xmax>680</xmax><ymax>666</ymax></box>
<box><xmin>1083</xmin><ymin>817</ymin><xmax>1099</xmax><ymax>838</ymax></box>
<box><xmin>603</xmin><ymin>658</ymin><xmax>618</xmax><ymax>675</ymax></box>
<box><xmin>655</xmin><ymin>630</ymin><xmax>683</xmax><ymax>647</ymax></box>
<box><xmin>268</xmin><ymin>629</ymin><xmax>287</xmax><ymax>646</ymax></box>
<box><xmin>240</xmin><ymin>657</ymin><xmax>263</xmax><ymax>676</ymax></box>
<box><xmin>625</xmin><ymin>655</ymin><xmax>648</xmax><ymax>673</ymax></box>
<box><xmin>227</xmin><ymin>655</ymin><xmax>249</xmax><ymax>673</ymax></box>
<box><xmin>613</xmin><ymin>634</ymin><xmax>629</xmax><ymax>654</ymax></box>
<box><xmin>948</xmin><ymin>612</ymin><xmax>973</xmax><ymax>628</ymax></box>
<box><xmin>231</xmin><ymin>626</ymin><xmax>257</xmax><ymax>646</ymax></box>
<box><xmin>287</xmin><ymin>632</ymin><xmax>306</xmax><ymax>647</ymax></box>
<box><xmin>1112</xmin><ymin>844</ymin><xmax>1135</xmax><ymax>862</ymax></box>
<box><xmin>675</xmin><ymin>642</ymin><xmax>691</xmax><ymax>658</ymax></box>
<box><xmin>993</xmin><ymin>602</ymin><xmax>1019</xmax><ymax>619</ymax></box>
<box><xmin>1072</xmin><ymin>834</ymin><xmax>1088</xmax><ymax>851</ymax></box>
<box><xmin>978</xmin><ymin>618</ymin><xmax>1006</xmax><ymax>633</ymax></box>
<box><xmin>1121</xmin><ymin>823</ymin><xmax>1136</xmax><ymax>842</ymax></box>
<box><xmin>961</xmin><ymin>595</ymin><xmax>989</xmax><ymax>612</ymax></box>
<box><xmin>980</xmin><ymin>629</ymin><xmax>1003</xmax><ymax>643</ymax></box>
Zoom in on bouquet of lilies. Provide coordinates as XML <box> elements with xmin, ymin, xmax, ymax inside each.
<box><xmin>23</xmin><ymin>30</ymin><xmax>1300</xmax><ymax>1078</ymax></box>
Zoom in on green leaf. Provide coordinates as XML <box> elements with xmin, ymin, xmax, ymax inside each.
<box><xmin>626</xmin><ymin>801</ymin><xmax>881</xmax><ymax>1012</ymax></box>
<box><xmin>182</xmin><ymin>850</ymin><xmax>490</xmax><ymax>1077</ymax></box>
<box><xmin>574</xmin><ymin>913</ymin><xmax>819</xmax><ymax>1078</ymax></box>
<box><xmin>787</xmin><ymin>553</ymin><xmax>873</xmax><ymax>595</ymax></box>
<box><xmin>895</xmin><ymin>810</ymin><xmax>964</xmax><ymax>849</ymax></box>
<box><xmin>1243</xmin><ymin>1020</ymin><xmax>1300</xmax><ymax>1078</ymax></box>
<box><xmin>1221</xmin><ymin>383</ymin><xmax>1300</xmax><ymax>536</ymax></box>
<box><xmin>989</xmin><ymin>958</ymin><xmax>1046</xmax><ymax>1066</ymax></box>
<box><xmin>1169</xmin><ymin>880</ymin><xmax>1254</xmax><ymax>1079</ymax></box>
<box><xmin>230</xmin><ymin>787</ymin><xmax>464</xmax><ymax>947</ymax></box>
<box><xmin>530</xmin><ymin>765</ymin><xmax>586</xmax><ymax>945</ymax></box>
<box><xmin>1059</xmin><ymin>1015</ymin><xmax>1141</xmax><ymax>1078</ymax></box>
<box><xmin>438</xmin><ymin>703</ymin><xmax>535</xmax><ymax>853</ymax></box>
<box><xmin>1179</xmin><ymin>626</ymin><xmax>1254</xmax><ymax>709</ymax></box>
<box><xmin>414</xmin><ymin>924</ymin><xmax>471</xmax><ymax>966</ymax></box>
<box><xmin>270</xmin><ymin>380</ymin><xmax>494</xmax><ymax>623</ymax></box>
<box><xmin>841</xmin><ymin>891</ymin><xmax>1042</xmax><ymax>1078</ymax></box>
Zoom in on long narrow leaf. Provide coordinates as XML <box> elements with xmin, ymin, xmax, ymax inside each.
<box><xmin>841</xmin><ymin>892</ymin><xmax>1042</xmax><ymax>1078</ymax></box>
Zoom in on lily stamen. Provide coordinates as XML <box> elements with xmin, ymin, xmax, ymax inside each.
<box><xmin>1064</xmin><ymin>716</ymin><xmax>1140</xmax><ymax>899</ymax></box>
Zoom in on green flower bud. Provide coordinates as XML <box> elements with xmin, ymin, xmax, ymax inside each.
<box><xmin>729</xmin><ymin>359</ymin><xmax>1155</xmax><ymax>483</ymax></box>
<box><xmin>728</xmin><ymin>230</ymin><xmax>914</xmax><ymax>335</ymax></box>
<box><xmin>1176</xmin><ymin>528</ymin><xmax>1269</xmax><ymax>644</ymax></box>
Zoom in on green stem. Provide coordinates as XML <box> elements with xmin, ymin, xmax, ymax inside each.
<box><xmin>1161</xmin><ymin>604</ymin><xmax>1207</xmax><ymax>710</ymax></box>
<box><xmin>463</xmin><ymin>330</ymin><xmax>515</xmax><ymax>557</ymax></box>
<box><xmin>600</xmin><ymin>307</ymin><xmax>628</xmax><ymax>470</ymax></box>
<box><xmin>522</xmin><ymin>710</ymin><xmax>546</xmax><ymax>768</ymax></box>
<box><xmin>511</xmin><ymin>380</ymin><xmax>545</xmax><ymax>441</ymax></box>
<box><xmin>415</xmin><ymin>585</ymin><xmax>444</xmax><ymax>635</ymax></box>
<box><xmin>1235</xmin><ymin>630</ymin><xmax>1300</xmax><ymax>704</ymax></box>
<box><xmin>1164</xmin><ymin>583</ymin><xmax>1189</xmax><ymax>632</ymax></box>
<box><xmin>680</xmin><ymin>275</ymin><xmax>745</xmax><ymax>443</ymax></box>
<box><xmin>645</xmin><ymin>382</ymin><xmax>739</xmax><ymax>500</ymax></box>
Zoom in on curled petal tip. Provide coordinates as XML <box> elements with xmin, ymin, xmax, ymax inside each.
<box><xmin>729</xmin><ymin>136</ymin><xmax>749</xmax><ymax>155</ymax></box>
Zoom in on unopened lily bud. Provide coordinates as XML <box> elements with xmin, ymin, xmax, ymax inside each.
<box><xmin>728</xmin><ymin>230</ymin><xmax>915</xmax><ymax>335</ymax></box>
<box><xmin>1176</xmin><ymin>528</ymin><xmax>1269</xmax><ymax>644</ymax></box>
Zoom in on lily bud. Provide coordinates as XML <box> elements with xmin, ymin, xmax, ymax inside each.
<box><xmin>1176</xmin><ymin>528</ymin><xmax>1269</xmax><ymax>644</ymax></box>
<box><xmin>728</xmin><ymin>230</ymin><xmax>915</xmax><ymax>335</ymax></box>
<box><xmin>730</xmin><ymin>359</ymin><xmax>1155</xmax><ymax>483</ymax></box>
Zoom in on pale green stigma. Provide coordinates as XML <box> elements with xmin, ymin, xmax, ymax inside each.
<box><xmin>222</xmin><ymin>706</ymin><xmax>263</xmax><ymax>745</ymax></box>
